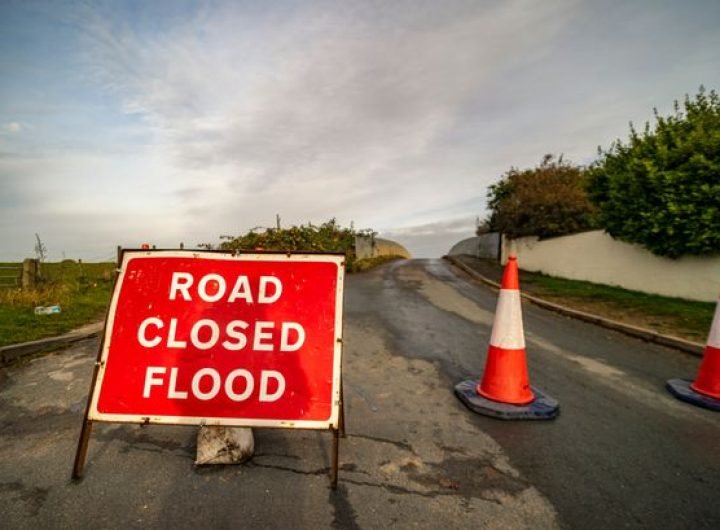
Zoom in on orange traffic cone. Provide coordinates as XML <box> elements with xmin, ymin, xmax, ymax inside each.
<box><xmin>477</xmin><ymin>256</ymin><xmax>533</xmax><ymax>404</ymax></box>
<box><xmin>667</xmin><ymin>296</ymin><xmax>720</xmax><ymax>411</ymax></box>
<box><xmin>454</xmin><ymin>256</ymin><xmax>559</xmax><ymax>420</ymax></box>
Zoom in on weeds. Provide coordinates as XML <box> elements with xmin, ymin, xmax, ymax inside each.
<box><xmin>0</xmin><ymin>261</ymin><xmax>116</xmax><ymax>347</ymax></box>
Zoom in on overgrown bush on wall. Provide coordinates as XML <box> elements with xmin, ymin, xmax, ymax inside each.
<box><xmin>486</xmin><ymin>154</ymin><xmax>597</xmax><ymax>239</ymax></box>
<box><xmin>587</xmin><ymin>88</ymin><xmax>720</xmax><ymax>258</ymax></box>
<box><xmin>215</xmin><ymin>219</ymin><xmax>374</xmax><ymax>271</ymax></box>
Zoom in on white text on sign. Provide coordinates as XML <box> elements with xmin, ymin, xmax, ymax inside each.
<box><xmin>140</xmin><ymin>272</ymin><xmax>305</xmax><ymax>403</ymax></box>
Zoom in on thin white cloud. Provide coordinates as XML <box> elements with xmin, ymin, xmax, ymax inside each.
<box><xmin>59</xmin><ymin>0</ymin><xmax>580</xmax><ymax>249</ymax></box>
<box><xmin>1</xmin><ymin>0</ymin><xmax>719</xmax><ymax>260</ymax></box>
<box><xmin>1</xmin><ymin>122</ymin><xmax>22</xmax><ymax>133</ymax></box>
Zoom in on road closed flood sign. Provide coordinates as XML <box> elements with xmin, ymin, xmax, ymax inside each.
<box><xmin>88</xmin><ymin>251</ymin><xmax>345</xmax><ymax>429</ymax></box>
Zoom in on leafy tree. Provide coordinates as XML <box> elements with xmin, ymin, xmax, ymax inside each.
<box><xmin>587</xmin><ymin>88</ymin><xmax>720</xmax><ymax>258</ymax></box>
<box><xmin>486</xmin><ymin>155</ymin><xmax>597</xmax><ymax>238</ymax></box>
<box><xmin>475</xmin><ymin>218</ymin><xmax>492</xmax><ymax>236</ymax></box>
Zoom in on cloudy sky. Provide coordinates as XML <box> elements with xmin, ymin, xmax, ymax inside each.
<box><xmin>1</xmin><ymin>0</ymin><xmax>719</xmax><ymax>261</ymax></box>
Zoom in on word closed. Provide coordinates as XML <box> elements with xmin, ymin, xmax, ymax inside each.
<box><xmin>89</xmin><ymin>251</ymin><xmax>345</xmax><ymax>429</ymax></box>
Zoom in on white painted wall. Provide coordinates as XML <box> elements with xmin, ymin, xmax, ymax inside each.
<box><xmin>501</xmin><ymin>230</ymin><xmax>720</xmax><ymax>302</ymax></box>
<box><xmin>355</xmin><ymin>236</ymin><xmax>411</xmax><ymax>259</ymax></box>
<box><xmin>374</xmin><ymin>238</ymin><xmax>411</xmax><ymax>259</ymax></box>
<box><xmin>447</xmin><ymin>233</ymin><xmax>500</xmax><ymax>260</ymax></box>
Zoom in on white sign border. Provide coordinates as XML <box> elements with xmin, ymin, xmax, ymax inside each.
<box><xmin>88</xmin><ymin>250</ymin><xmax>345</xmax><ymax>430</ymax></box>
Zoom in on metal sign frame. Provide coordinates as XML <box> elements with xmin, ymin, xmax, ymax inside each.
<box><xmin>73</xmin><ymin>248</ymin><xmax>346</xmax><ymax>488</ymax></box>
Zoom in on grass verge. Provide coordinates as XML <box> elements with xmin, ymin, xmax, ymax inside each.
<box><xmin>0</xmin><ymin>261</ymin><xmax>116</xmax><ymax>347</ymax></box>
<box><xmin>522</xmin><ymin>273</ymin><xmax>714</xmax><ymax>343</ymax></box>
<box><xmin>453</xmin><ymin>255</ymin><xmax>715</xmax><ymax>343</ymax></box>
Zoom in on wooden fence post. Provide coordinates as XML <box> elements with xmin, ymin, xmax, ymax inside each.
<box><xmin>21</xmin><ymin>259</ymin><xmax>39</xmax><ymax>289</ymax></box>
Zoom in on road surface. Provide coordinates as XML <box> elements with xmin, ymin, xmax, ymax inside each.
<box><xmin>1</xmin><ymin>259</ymin><xmax>718</xmax><ymax>528</ymax></box>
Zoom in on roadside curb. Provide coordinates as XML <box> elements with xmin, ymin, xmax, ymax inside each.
<box><xmin>444</xmin><ymin>255</ymin><xmax>704</xmax><ymax>357</ymax></box>
<box><xmin>0</xmin><ymin>321</ymin><xmax>104</xmax><ymax>365</ymax></box>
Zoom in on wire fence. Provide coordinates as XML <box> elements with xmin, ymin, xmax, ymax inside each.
<box><xmin>0</xmin><ymin>264</ymin><xmax>22</xmax><ymax>288</ymax></box>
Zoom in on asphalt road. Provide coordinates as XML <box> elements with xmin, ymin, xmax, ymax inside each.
<box><xmin>1</xmin><ymin>258</ymin><xmax>718</xmax><ymax>529</ymax></box>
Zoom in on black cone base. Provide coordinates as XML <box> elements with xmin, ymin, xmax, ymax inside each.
<box><xmin>666</xmin><ymin>378</ymin><xmax>720</xmax><ymax>412</ymax></box>
<box><xmin>454</xmin><ymin>379</ymin><xmax>559</xmax><ymax>420</ymax></box>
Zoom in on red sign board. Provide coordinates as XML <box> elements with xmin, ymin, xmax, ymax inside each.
<box><xmin>88</xmin><ymin>251</ymin><xmax>345</xmax><ymax>429</ymax></box>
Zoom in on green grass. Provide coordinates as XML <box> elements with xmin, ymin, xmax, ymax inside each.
<box><xmin>519</xmin><ymin>270</ymin><xmax>715</xmax><ymax>343</ymax></box>
<box><xmin>0</xmin><ymin>261</ymin><xmax>116</xmax><ymax>347</ymax></box>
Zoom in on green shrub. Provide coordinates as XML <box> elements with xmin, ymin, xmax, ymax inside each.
<box><xmin>587</xmin><ymin>88</ymin><xmax>720</xmax><ymax>258</ymax></box>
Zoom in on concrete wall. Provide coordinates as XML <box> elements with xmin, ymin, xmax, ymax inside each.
<box><xmin>355</xmin><ymin>236</ymin><xmax>375</xmax><ymax>260</ymax></box>
<box><xmin>447</xmin><ymin>233</ymin><xmax>500</xmax><ymax>260</ymax></box>
<box><xmin>355</xmin><ymin>236</ymin><xmax>411</xmax><ymax>260</ymax></box>
<box><xmin>501</xmin><ymin>230</ymin><xmax>720</xmax><ymax>302</ymax></box>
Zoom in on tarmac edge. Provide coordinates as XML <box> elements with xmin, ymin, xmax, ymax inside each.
<box><xmin>0</xmin><ymin>321</ymin><xmax>104</xmax><ymax>365</ymax></box>
<box><xmin>444</xmin><ymin>255</ymin><xmax>704</xmax><ymax>357</ymax></box>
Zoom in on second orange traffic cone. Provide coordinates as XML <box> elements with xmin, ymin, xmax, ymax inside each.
<box><xmin>667</xmin><ymin>295</ymin><xmax>720</xmax><ymax>411</ymax></box>
<box><xmin>455</xmin><ymin>256</ymin><xmax>559</xmax><ymax>420</ymax></box>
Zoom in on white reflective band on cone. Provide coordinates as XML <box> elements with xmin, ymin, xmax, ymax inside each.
<box><xmin>707</xmin><ymin>299</ymin><xmax>720</xmax><ymax>349</ymax></box>
<box><xmin>489</xmin><ymin>289</ymin><xmax>525</xmax><ymax>349</ymax></box>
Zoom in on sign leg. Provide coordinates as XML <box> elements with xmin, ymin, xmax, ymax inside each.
<box><xmin>339</xmin><ymin>381</ymin><xmax>346</xmax><ymax>438</ymax></box>
<box><xmin>72</xmin><ymin>418</ymin><xmax>93</xmax><ymax>480</ymax></box>
<box><xmin>330</xmin><ymin>428</ymin><xmax>339</xmax><ymax>490</ymax></box>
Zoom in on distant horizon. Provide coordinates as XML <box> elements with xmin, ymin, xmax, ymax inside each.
<box><xmin>14</xmin><ymin>220</ymin><xmax>472</xmax><ymax>262</ymax></box>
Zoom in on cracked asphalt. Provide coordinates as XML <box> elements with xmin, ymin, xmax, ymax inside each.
<box><xmin>1</xmin><ymin>259</ymin><xmax>719</xmax><ymax>529</ymax></box>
